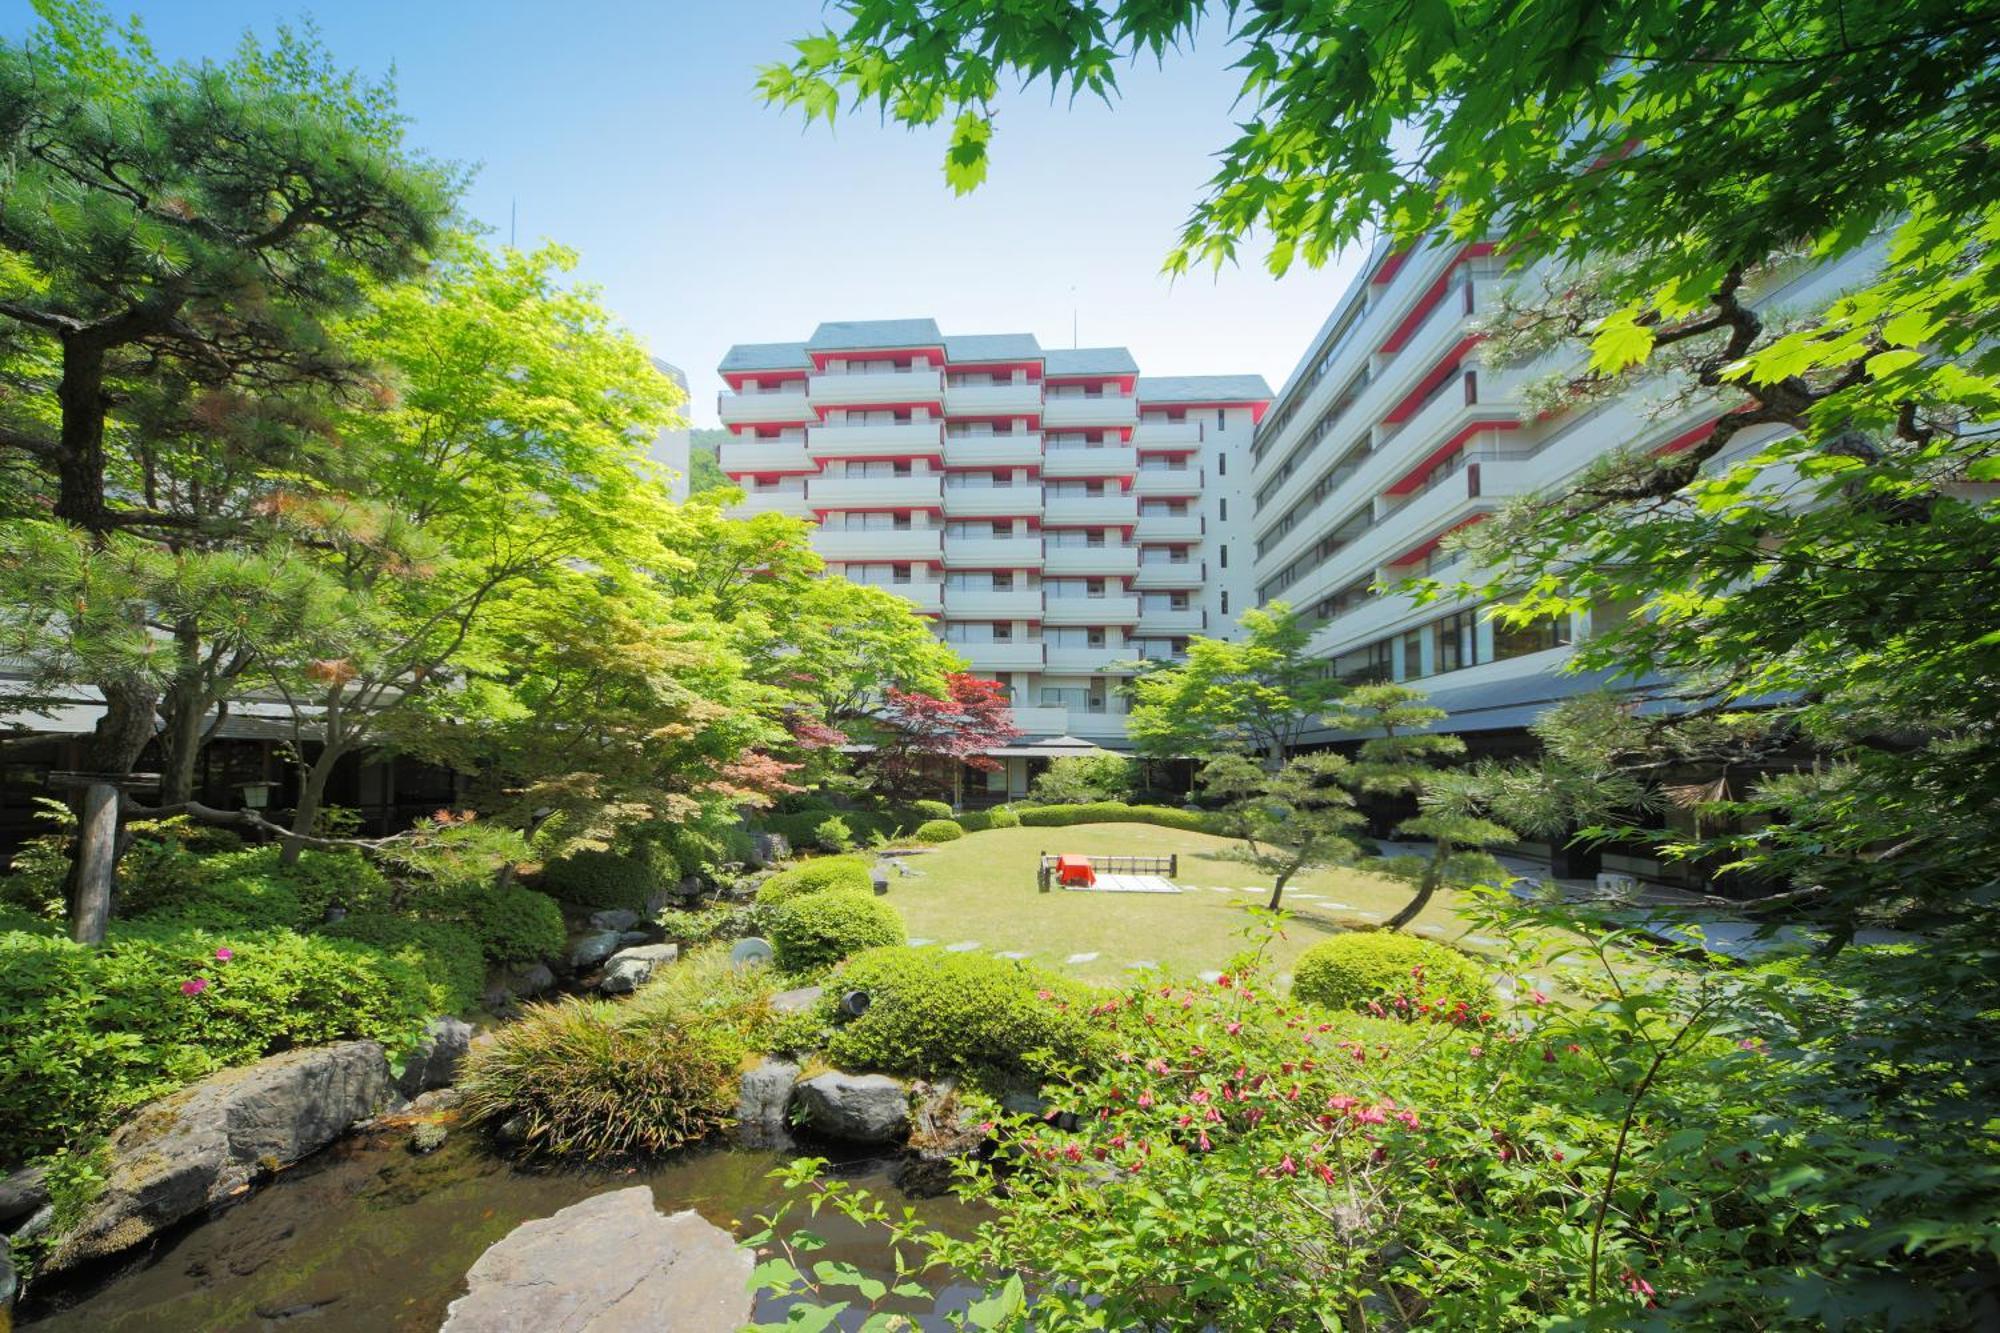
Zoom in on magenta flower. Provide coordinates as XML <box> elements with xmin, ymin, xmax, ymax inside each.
<box><xmin>214</xmin><ymin>947</ymin><xmax>234</xmax><ymax>963</ymax></box>
<box><xmin>181</xmin><ymin>976</ymin><xmax>210</xmax><ymax>996</ymax></box>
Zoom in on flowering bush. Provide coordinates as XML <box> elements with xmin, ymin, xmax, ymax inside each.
<box><xmin>1291</xmin><ymin>930</ymin><xmax>1496</xmax><ymax>1015</ymax></box>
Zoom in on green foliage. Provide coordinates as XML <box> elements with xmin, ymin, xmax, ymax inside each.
<box><xmin>653</xmin><ymin>902</ymin><xmax>763</xmax><ymax>946</ymax></box>
<box><xmin>458</xmin><ymin>943</ymin><xmax>776</xmax><ymax>1159</ymax></box>
<box><xmin>1199</xmin><ymin>751</ymin><xmax>1365</xmax><ymax>910</ymax></box>
<box><xmin>318</xmin><ymin>913</ymin><xmax>486</xmax><ymax>1013</ymax></box>
<box><xmin>904</xmin><ymin>799</ymin><xmax>954</xmax><ymax>821</ymax></box>
<box><xmin>0</xmin><ymin>923</ymin><xmax>433</xmax><ymax>1165</ymax></box>
<box><xmin>458</xmin><ymin>884</ymin><xmax>565</xmax><ymax>966</ymax></box>
<box><xmin>985</xmin><ymin>805</ymin><xmax>1020</xmax><ymax>829</ymax></box>
<box><xmin>1291</xmin><ymin>932</ymin><xmax>1496</xmax><ymax>1014</ymax></box>
<box><xmin>1028</xmin><ymin>753</ymin><xmax>1137</xmax><ymax>805</ymax></box>
<box><xmin>538</xmin><ymin>849</ymin><xmax>659</xmax><ymax>912</ymax></box>
<box><xmin>767</xmin><ymin>891</ymin><xmax>905</xmax><ymax>975</ymax></box>
<box><xmin>754</xmin><ymin>856</ymin><xmax>874</xmax><ymax>907</ymax></box>
<box><xmin>824</xmin><ymin>946</ymin><xmax>1105</xmax><ymax>1085</ymax></box>
<box><xmin>910</xmin><ymin>818</ymin><xmax>964</xmax><ymax>844</ymax></box>
<box><xmin>1012</xmin><ymin>802</ymin><xmax>1220</xmax><ymax>834</ymax></box>
<box><xmin>812</xmin><ymin>815</ymin><xmax>855</xmax><ymax>853</ymax></box>
<box><xmin>1126</xmin><ymin>604</ymin><xmax>1342</xmax><ymax>760</ymax></box>
<box><xmin>128</xmin><ymin>868</ymin><xmax>307</xmax><ymax>932</ymax></box>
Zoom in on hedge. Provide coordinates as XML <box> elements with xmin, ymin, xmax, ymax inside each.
<box><xmin>1291</xmin><ymin>932</ymin><xmax>1496</xmax><ymax>1014</ymax></box>
<box><xmin>768</xmin><ymin>891</ymin><xmax>906</xmax><ymax>974</ymax></box>
<box><xmin>1012</xmin><ymin>802</ymin><xmax>1224</xmax><ymax>834</ymax></box>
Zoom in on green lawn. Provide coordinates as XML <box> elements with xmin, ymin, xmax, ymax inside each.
<box><xmin>875</xmin><ymin>823</ymin><xmax>1497</xmax><ymax>986</ymax></box>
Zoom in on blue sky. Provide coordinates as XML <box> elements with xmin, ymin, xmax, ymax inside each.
<box><xmin>10</xmin><ymin>1</ymin><xmax>1365</xmax><ymax>424</ymax></box>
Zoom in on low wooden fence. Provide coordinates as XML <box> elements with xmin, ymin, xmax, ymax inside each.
<box><xmin>1038</xmin><ymin>852</ymin><xmax>1178</xmax><ymax>891</ymax></box>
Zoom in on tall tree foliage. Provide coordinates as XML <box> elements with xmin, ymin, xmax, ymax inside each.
<box><xmin>1127</xmin><ymin>603</ymin><xmax>1339</xmax><ymax>761</ymax></box>
<box><xmin>1199</xmin><ymin>750</ymin><xmax>1362</xmax><ymax>911</ymax></box>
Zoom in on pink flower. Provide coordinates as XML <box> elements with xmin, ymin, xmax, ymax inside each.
<box><xmin>181</xmin><ymin>977</ymin><xmax>209</xmax><ymax>996</ymax></box>
<box><xmin>1622</xmin><ymin>1271</ymin><xmax>1657</xmax><ymax>1305</ymax></box>
<box><xmin>1468</xmin><ymin>1045</ymin><xmax>1484</xmax><ymax>1058</ymax></box>
<box><xmin>1528</xmin><ymin>988</ymin><xmax>1548</xmax><ymax>1005</ymax></box>
<box><xmin>1225</xmin><ymin>1021</ymin><xmax>1243</xmax><ymax>1036</ymax></box>
<box><xmin>1277</xmin><ymin>1154</ymin><xmax>1297</xmax><ymax>1176</ymax></box>
<box><xmin>214</xmin><ymin>947</ymin><xmax>234</xmax><ymax>963</ymax></box>
<box><xmin>1137</xmin><ymin>1092</ymin><xmax>1154</xmax><ymax>1109</ymax></box>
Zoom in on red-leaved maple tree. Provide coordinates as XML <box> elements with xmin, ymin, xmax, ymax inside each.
<box><xmin>864</xmin><ymin>673</ymin><xmax>1021</xmax><ymax>801</ymax></box>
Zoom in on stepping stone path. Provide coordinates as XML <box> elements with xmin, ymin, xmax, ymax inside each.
<box><xmin>1414</xmin><ymin>924</ymin><xmax>1446</xmax><ymax>938</ymax></box>
<box><xmin>944</xmin><ymin>941</ymin><xmax>982</xmax><ymax>953</ymax></box>
<box><xmin>908</xmin><ymin>938</ymin><xmax>934</xmax><ymax>947</ymax></box>
<box><xmin>1465</xmin><ymin>935</ymin><xmax>1503</xmax><ymax>949</ymax></box>
<box><xmin>1123</xmin><ymin>960</ymin><xmax>1158</xmax><ymax>972</ymax></box>
<box><xmin>1352</xmin><ymin>910</ymin><xmax>1382</xmax><ymax>921</ymax></box>
<box><xmin>1207</xmin><ymin>886</ymin><xmax>1233</xmax><ymax>894</ymax></box>
<box><xmin>994</xmin><ymin>950</ymin><xmax>1031</xmax><ymax>960</ymax></box>
<box><xmin>1064</xmin><ymin>951</ymin><xmax>1100</xmax><ymax>964</ymax></box>
<box><xmin>1323</xmin><ymin>902</ymin><xmax>1353</xmax><ymax>910</ymax></box>
<box><xmin>1237</xmin><ymin>887</ymin><xmax>1265</xmax><ymax>894</ymax></box>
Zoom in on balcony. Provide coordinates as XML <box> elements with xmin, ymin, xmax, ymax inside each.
<box><xmin>1133</xmin><ymin>419</ymin><xmax>1204</xmax><ymax>448</ymax></box>
<box><xmin>1134</xmin><ymin>511</ymin><xmax>1203</xmax><ymax>541</ymax></box>
<box><xmin>1045</xmin><ymin>644</ymin><xmax>1138</xmax><ymax>674</ymax></box>
<box><xmin>809</xmin><ymin>527</ymin><xmax>944</xmax><ymax>562</ymax></box>
<box><xmin>1043</xmin><ymin>493</ymin><xmax>1138</xmax><ymax>527</ymax></box>
<box><xmin>1042</xmin><ymin>446</ymin><xmax>1137</xmax><ymax>480</ymax></box>
<box><xmin>944</xmin><ymin>381</ymin><xmax>1042</xmax><ymax>416</ymax></box>
<box><xmin>942</xmin><ymin>486</ymin><xmax>1043</xmax><ymax>520</ymax></box>
<box><xmin>1136</xmin><ymin>606</ymin><xmax>1207</xmax><ymax>634</ymax></box>
<box><xmin>943</xmin><ymin>535</ymin><xmax>1044</xmax><ymax>567</ymax></box>
<box><xmin>857</xmin><ymin>581</ymin><xmax>944</xmax><ymax>615</ymax></box>
<box><xmin>717</xmin><ymin>438</ymin><xmax>812</xmax><ymax>475</ymax></box>
<box><xmin>1134</xmin><ymin>561</ymin><xmax>1203</xmax><ymax>589</ymax></box>
<box><xmin>731</xmin><ymin>490</ymin><xmax>812</xmax><ymax>520</ymax></box>
<box><xmin>942</xmin><ymin>587</ymin><xmax>1043</xmax><ymax>619</ymax></box>
<box><xmin>944</xmin><ymin>433</ymin><xmax>1042</xmax><ymax>469</ymax></box>
<box><xmin>1066</xmin><ymin>708</ymin><xmax>1132</xmax><ymax>738</ymax></box>
<box><xmin>1007</xmin><ymin>704</ymin><xmax>1072</xmax><ymax>736</ymax></box>
<box><xmin>1044</xmin><ymin>595</ymin><xmax>1140</xmax><ymax>626</ymax></box>
<box><xmin>805</xmin><ymin>474</ymin><xmax>944</xmax><ymax>510</ymax></box>
<box><xmin>1132</xmin><ymin>467</ymin><xmax>1201</xmax><ymax>498</ymax></box>
<box><xmin>952</xmin><ymin>640</ymin><xmax>1046</xmax><ymax>672</ymax></box>
<box><xmin>718</xmin><ymin>387</ymin><xmax>811</xmax><ymax>426</ymax></box>
<box><xmin>1043</xmin><ymin>394</ymin><xmax>1139</xmax><ymax>430</ymax></box>
<box><xmin>806</xmin><ymin>420</ymin><xmax>944</xmax><ymax>459</ymax></box>
<box><xmin>1042</xmin><ymin>543</ymin><xmax>1140</xmax><ymax>576</ymax></box>
<box><xmin>809</xmin><ymin>367</ymin><xmax>945</xmax><ymax>408</ymax></box>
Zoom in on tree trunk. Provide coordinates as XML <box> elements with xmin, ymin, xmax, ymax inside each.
<box><xmin>1267</xmin><ymin>867</ymin><xmax>1295</xmax><ymax>912</ymax></box>
<box><xmin>54</xmin><ymin>338</ymin><xmax>110</xmax><ymax>531</ymax></box>
<box><xmin>1385</xmin><ymin>844</ymin><xmax>1450</xmax><ymax>931</ymax></box>
<box><xmin>158</xmin><ymin>672</ymin><xmax>212</xmax><ymax>807</ymax></box>
<box><xmin>69</xmin><ymin>782</ymin><xmax>120</xmax><ymax>944</ymax></box>
<box><xmin>281</xmin><ymin>753</ymin><xmax>338</xmax><ymax>867</ymax></box>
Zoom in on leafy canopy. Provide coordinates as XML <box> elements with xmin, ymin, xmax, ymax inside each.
<box><xmin>1127</xmin><ymin>603</ymin><xmax>1339</xmax><ymax>761</ymax></box>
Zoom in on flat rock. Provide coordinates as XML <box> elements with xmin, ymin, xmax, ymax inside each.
<box><xmin>1064</xmin><ymin>951</ymin><xmax>1100</xmax><ymax>964</ymax></box>
<box><xmin>793</xmin><ymin>1072</ymin><xmax>909</xmax><ymax>1145</ymax></box>
<box><xmin>566</xmin><ymin>930</ymin><xmax>623</xmax><ymax>972</ymax></box>
<box><xmin>736</xmin><ymin>1060</ymin><xmax>799</xmax><ymax>1150</ymax></box>
<box><xmin>50</xmin><ymin>1038</ymin><xmax>426</xmax><ymax>1269</ymax></box>
<box><xmin>440</xmin><ymin>1187</ymin><xmax>750</xmax><ymax>1333</ymax></box>
<box><xmin>598</xmin><ymin>943</ymin><xmax>680</xmax><ymax>995</ymax></box>
<box><xmin>587</xmin><ymin>908</ymin><xmax>641</xmax><ymax>932</ymax></box>
<box><xmin>769</xmin><ymin>985</ymin><xmax>823</xmax><ymax>1014</ymax></box>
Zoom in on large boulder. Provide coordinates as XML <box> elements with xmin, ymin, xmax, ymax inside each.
<box><xmin>598</xmin><ymin>943</ymin><xmax>680</xmax><ymax>995</ymax></box>
<box><xmin>48</xmin><ymin>1025</ymin><xmax>463</xmax><ymax>1270</ymax></box>
<box><xmin>736</xmin><ymin>1060</ymin><xmax>799</xmax><ymax>1150</ymax></box>
<box><xmin>566</xmin><ymin>930</ymin><xmax>623</xmax><ymax>972</ymax></box>
<box><xmin>793</xmin><ymin>1072</ymin><xmax>909</xmax><ymax>1146</ymax></box>
<box><xmin>0</xmin><ymin>1164</ymin><xmax>48</xmax><ymax>1228</ymax></box>
<box><xmin>440</xmin><ymin>1186</ymin><xmax>750</xmax><ymax>1332</ymax></box>
<box><xmin>587</xmin><ymin>907</ymin><xmax>641</xmax><ymax>932</ymax></box>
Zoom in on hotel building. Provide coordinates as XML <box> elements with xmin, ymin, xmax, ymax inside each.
<box><xmin>715</xmin><ymin>319</ymin><xmax>1269</xmax><ymax>791</ymax></box>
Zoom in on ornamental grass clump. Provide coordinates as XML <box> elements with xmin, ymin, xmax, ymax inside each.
<box><xmin>768</xmin><ymin>891</ymin><xmax>905</xmax><ymax>974</ymax></box>
<box><xmin>1292</xmin><ymin>931</ymin><xmax>1496</xmax><ymax>1016</ymax></box>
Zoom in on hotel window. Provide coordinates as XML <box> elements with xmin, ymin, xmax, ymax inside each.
<box><xmin>1493</xmin><ymin>612</ymin><xmax>1574</xmax><ymax>661</ymax></box>
<box><xmin>1219</xmin><ymin>544</ymin><xmax>1228</xmax><ymax>568</ymax></box>
<box><xmin>1401</xmin><ymin>630</ymin><xmax>1424</xmax><ymax>679</ymax></box>
<box><xmin>1219</xmin><ymin>591</ymin><xmax>1230</xmax><ymax>615</ymax></box>
<box><xmin>1434</xmin><ymin>609</ymin><xmax>1481</xmax><ymax>673</ymax></box>
<box><xmin>1217</xmin><ymin>453</ymin><xmax>1226</xmax><ymax>476</ymax></box>
<box><xmin>1218</xmin><ymin>498</ymin><xmax>1228</xmax><ymax>521</ymax></box>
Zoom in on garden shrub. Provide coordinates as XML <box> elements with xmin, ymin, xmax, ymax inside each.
<box><xmin>911</xmin><ymin>818</ymin><xmax>964</xmax><ymax>843</ymax></box>
<box><xmin>456</xmin><ymin>995</ymin><xmax>741</xmax><ymax>1158</ymax></box>
<box><xmin>986</xmin><ymin>805</ymin><xmax>1021</xmax><ymax>829</ymax></box>
<box><xmin>124</xmin><ymin>844</ymin><xmax>394</xmax><ymax>926</ymax></box>
<box><xmin>824</xmin><ymin>946</ymin><xmax>1105</xmax><ymax>1083</ymax></box>
<box><xmin>768</xmin><ymin>891</ymin><xmax>905</xmax><ymax>974</ymax></box>
<box><xmin>1291</xmin><ymin>932</ymin><xmax>1495</xmax><ymax>1014</ymax></box>
<box><xmin>754</xmin><ymin>855</ymin><xmax>874</xmax><ymax>906</ymax></box>
<box><xmin>128</xmin><ymin>869</ymin><xmax>308</xmax><ymax>931</ymax></box>
<box><xmin>1012</xmin><ymin>802</ymin><xmax>1221</xmax><ymax>834</ymax></box>
<box><xmin>813</xmin><ymin>815</ymin><xmax>856</xmax><ymax>853</ymax></box>
<box><xmin>538</xmin><ymin>849</ymin><xmax>658</xmax><ymax>912</ymax></box>
<box><xmin>319</xmin><ymin>913</ymin><xmax>487</xmax><ymax>1013</ymax></box>
<box><xmin>462</xmin><ymin>883</ymin><xmax>567</xmax><ymax>965</ymax></box>
<box><xmin>1029</xmin><ymin>754</ymin><xmax>1137</xmax><ymax>805</ymax></box>
<box><xmin>0</xmin><ymin>923</ymin><xmax>434</xmax><ymax>1165</ymax></box>
<box><xmin>654</xmin><ymin>903</ymin><xmax>763</xmax><ymax>945</ymax></box>
<box><xmin>904</xmin><ymin>800</ymin><xmax>954</xmax><ymax>822</ymax></box>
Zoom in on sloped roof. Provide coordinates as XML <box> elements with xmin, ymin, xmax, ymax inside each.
<box><xmin>719</xmin><ymin>341</ymin><xmax>811</xmax><ymax>372</ymax></box>
<box><xmin>1044</xmin><ymin>346</ymin><xmax>1140</xmax><ymax>377</ymax></box>
<box><xmin>945</xmin><ymin>332</ymin><xmax>1043</xmax><ymax>362</ymax></box>
<box><xmin>807</xmin><ymin>318</ymin><xmax>945</xmax><ymax>351</ymax></box>
<box><xmin>1137</xmin><ymin>373</ymin><xmax>1274</xmax><ymax>403</ymax></box>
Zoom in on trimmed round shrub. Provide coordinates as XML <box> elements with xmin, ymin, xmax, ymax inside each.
<box><xmin>825</xmin><ymin>946</ymin><xmax>1105</xmax><ymax>1082</ymax></box>
<box><xmin>1291</xmin><ymin>932</ymin><xmax>1496</xmax><ymax>1014</ymax></box>
<box><xmin>467</xmin><ymin>884</ymin><xmax>567</xmax><ymax>965</ymax></box>
<box><xmin>904</xmin><ymin>800</ymin><xmax>954</xmax><ymax>822</ymax></box>
<box><xmin>754</xmin><ymin>855</ymin><xmax>874</xmax><ymax>906</ymax></box>
<box><xmin>768</xmin><ymin>891</ymin><xmax>905</xmax><ymax>974</ymax></box>
<box><xmin>813</xmin><ymin>815</ymin><xmax>856</xmax><ymax>853</ymax></box>
<box><xmin>911</xmin><ymin>818</ymin><xmax>964</xmax><ymax>843</ymax></box>
<box><xmin>320</xmin><ymin>913</ymin><xmax>486</xmax><ymax>1013</ymax></box>
<box><xmin>457</xmin><ymin>995</ymin><xmax>740</xmax><ymax>1158</ymax></box>
<box><xmin>539</xmin><ymin>849</ymin><xmax>659</xmax><ymax>912</ymax></box>
<box><xmin>1013</xmin><ymin>802</ymin><xmax>1220</xmax><ymax>833</ymax></box>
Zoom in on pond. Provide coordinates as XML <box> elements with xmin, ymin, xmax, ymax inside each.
<box><xmin>20</xmin><ymin>1127</ymin><xmax>982</xmax><ymax>1331</ymax></box>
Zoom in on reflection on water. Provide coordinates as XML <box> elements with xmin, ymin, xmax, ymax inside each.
<box><xmin>23</xmin><ymin>1128</ymin><xmax>980</xmax><ymax>1332</ymax></box>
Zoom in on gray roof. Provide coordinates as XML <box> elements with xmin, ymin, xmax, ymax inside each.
<box><xmin>1044</xmin><ymin>346</ymin><xmax>1139</xmax><ymax>377</ymax></box>
<box><xmin>945</xmin><ymin>332</ymin><xmax>1044</xmax><ymax>362</ymax></box>
<box><xmin>719</xmin><ymin>341</ymin><xmax>810</xmax><ymax>373</ymax></box>
<box><xmin>1137</xmin><ymin>373</ymin><xmax>1273</xmax><ymax>403</ymax></box>
<box><xmin>807</xmin><ymin>318</ymin><xmax>944</xmax><ymax>352</ymax></box>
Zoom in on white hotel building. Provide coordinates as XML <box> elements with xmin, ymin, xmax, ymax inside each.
<box><xmin>1248</xmin><ymin>234</ymin><xmax>1880</xmax><ymax>744</ymax></box>
<box><xmin>716</xmin><ymin>319</ymin><xmax>1270</xmax><ymax>789</ymax></box>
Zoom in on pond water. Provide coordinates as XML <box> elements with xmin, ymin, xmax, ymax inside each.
<box><xmin>21</xmin><ymin>1128</ymin><xmax>981</xmax><ymax>1332</ymax></box>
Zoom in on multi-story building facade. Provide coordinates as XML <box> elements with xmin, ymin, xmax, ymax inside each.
<box><xmin>716</xmin><ymin>319</ymin><xmax>1269</xmax><ymax>790</ymax></box>
<box><xmin>1247</xmin><ymin>234</ymin><xmax>1879</xmax><ymax>745</ymax></box>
